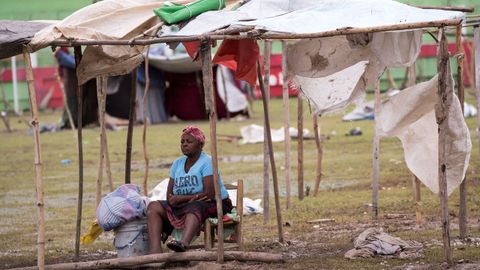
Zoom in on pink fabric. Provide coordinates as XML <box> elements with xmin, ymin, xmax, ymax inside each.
<box><xmin>182</xmin><ymin>126</ymin><xmax>206</xmax><ymax>144</ymax></box>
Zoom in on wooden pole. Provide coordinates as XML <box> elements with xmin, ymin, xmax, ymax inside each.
<box><xmin>372</xmin><ymin>80</ymin><xmax>381</xmax><ymax>220</ymax></box>
<box><xmin>456</xmin><ymin>25</ymin><xmax>467</xmax><ymax>239</ymax></box>
<box><xmin>407</xmin><ymin>63</ymin><xmax>423</xmax><ymax>226</ymax></box>
<box><xmin>23</xmin><ymin>47</ymin><xmax>45</xmax><ymax>270</ymax></box>
<box><xmin>125</xmin><ymin>69</ymin><xmax>137</xmax><ymax>184</ymax></box>
<box><xmin>263</xmin><ymin>40</ymin><xmax>271</xmax><ymax>224</ymax></box>
<box><xmin>200</xmin><ymin>40</ymin><xmax>225</xmax><ymax>262</ymax></box>
<box><xmin>297</xmin><ymin>96</ymin><xmax>304</xmax><ymax>200</ymax></box>
<box><xmin>73</xmin><ymin>46</ymin><xmax>84</xmax><ymax>261</ymax></box>
<box><xmin>257</xmin><ymin>60</ymin><xmax>284</xmax><ymax>243</ymax></box>
<box><xmin>474</xmin><ymin>27</ymin><xmax>480</xmax><ymax>169</ymax></box>
<box><xmin>436</xmin><ymin>27</ymin><xmax>453</xmax><ymax>266</ymax></box>
<box><xmin>56</xmin><ymin>72</ymin><xmax>76</xmax><ymax>132</ymax></box>
<box><xmin>102</xmin><ymin>77</ymin><xmax>114</xmax><ymax>192</ymax></box>
<box><xmin>14</xmin><ymin>251</ymin><xmax>284</xmax><ymax>270</ymax></box>
<box><xmin>142</xmin><ymin>48</ymin><xmax>151</xmax><ymax>196</ymax></box>
<box><xmin>95</xmin><ymin>77</ymin><xmax>105</xmax><ymax>207</ymax></box>
<box><xmin>313</xmin><ymin>115</ymin><xmax>323</xmax><ymax>196</ymax></box>
<box><xmin>281</xmin><ymin>41</ymin><xmax>292</xmax><ymax>209</ymax></box>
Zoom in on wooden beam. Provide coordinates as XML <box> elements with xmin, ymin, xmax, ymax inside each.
<box><xmin>201</xmin><ymin>40</ymin><xmax>225</xmax><ymax>262</ymax></box>
<box><xmin>406</xmin><ymin>63</ymin><xmax>423</xmax><ymax>227</ymax></box>
<box><xmin>372</xmin><ymin>80</ymin><xmax>381</xmax><ymax>220</ymax></box>
<box><xmin>95</xmin><ymin>77</ymin><xmax>106</xmax><ymax>207</ymax></box>
<box><xmin>142</xmin><ymin>48</ymin><xmax>151</xmax><ymax>196</ymax></box>
<box><xmin>23</xmin><ymin>47</ymin><xmax>45</xmax><ymax>270</ymax></box>
<box><xmin>313</xmin><ymin>115</ymin><xmax>323</xmax><ymax>196</ymax></box>
<box><xmin>474</xmin><ymin>27</ymin><xmax>480</xmax><ymax>180</ymax></box>
<box><xmin>297</xmin><ymin>96</ymin><xmax>304</xmax><ymax>200</ymax></box>
<box><xmin>14</xmin><ymin>251</ymin><xmax>284</xmax><ymax>270</ymax></box>
<box><xmin>257</xmin><ymin>60</ymin><xmax>284</xmax><ymax>243</ymax></box>
<box><xmin>47</xmin><ymin>19</ymin><xmax>462</xmax><ymax>46</ymax></box>
<box><xmin>125</xmin><ymin>69</ymin><xmax>137</xmax><ymax>184</ymax></box>
<box><xmin>263</xmin><ymin>40</ymin><xmax>271</xmax><ymax>224</ymax></box>
<box><xmin>281</xmin><ymin>41</ymin><xmax>292</xmax><ymax>209</ymax></box>
<box><xmin>73</xmin><ymin>46</ymin><xmax>84</xmax><ymax>261</ymax></box>
<box><xmin>414</xmin><ymin>5</ymin><xmax>474</xmax><ymax>13</ymax></box>
<box><xmin>436</xmin><ymin>27</ymin><xmax>453</xmax><ymax>266</ymax></box>
<box><xmin>456</xmin><ymin>24</ymin><xmax>468</xmax><ymax>239</ymax></box>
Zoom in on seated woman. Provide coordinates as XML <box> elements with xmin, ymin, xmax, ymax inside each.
<box><xmin>147</xmin><ymin>126</ymin><xmax>232</xmax><ymax>253</ymax></box>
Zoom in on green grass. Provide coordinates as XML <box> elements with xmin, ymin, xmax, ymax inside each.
<box><xmin>0</xmin><ymin>92</ymin><xmax>479</xmax><ymax>269</ymax></box>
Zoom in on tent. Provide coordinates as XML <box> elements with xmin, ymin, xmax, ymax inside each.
<box><xmin>2</xmin><ymin>0</ymin><xmax>478</xmax><ymax>268</ymax></box>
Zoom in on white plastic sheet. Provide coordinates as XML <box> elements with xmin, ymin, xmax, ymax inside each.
<box><xmin>378</xmin><ymin>74</ymin><xmax>471</xmax><ymax>195</ymax></box>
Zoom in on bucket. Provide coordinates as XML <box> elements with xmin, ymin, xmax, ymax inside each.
<box><xmin>114</xmin><ymin>218</ymin><xmax>149</xmax><ymax>257</ymax></box>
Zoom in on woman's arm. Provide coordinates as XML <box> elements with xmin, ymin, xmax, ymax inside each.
<box><xmin>167</xmin><ymin>177</ymin><xmax>207</xmax><ymax>206</ymax></box>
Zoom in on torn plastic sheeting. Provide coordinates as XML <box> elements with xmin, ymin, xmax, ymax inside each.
<box><xmin>377</xmin><ymin>73</ymin><xmax>471</xmax><ymax>195</ymax></box>
<box><xmin>293</xmin><ymin>61</ymin><xmax>368</xmax><ymax>116</ymax></box>
<box><xmin>28</xmin><ymin>0</ymin><xmax>164</xmax><ymax>85</ymax></box>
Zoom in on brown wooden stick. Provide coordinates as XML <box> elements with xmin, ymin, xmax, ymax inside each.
<box><xmin>297</xmin><ymin>96</ymin><xmax>304</xmax><ymax>200</ymax></box>
<box><xmin>55</xmin><ymin>71</ymin><xmax>76</xmax><ymax>132</ymax></box>
<box><xmin>372</xmin><ymin>80</ymin><xmax>381</xmax><ymax>220</ymax></box>
<box><xmin>313</xmin><ymin>115</ymin><xmax>323</xmax><ymax>196</ymax></box>
<box><xmin>413</xmin><ymin>5</ymin><xmax>475</xmax><ymax>13</ymax></box>
<box><xmin>201</xmin><ymin>40</ymin><xmax>225</xmax><ymax>262</ymax></box>
<box><xmin>257</xmin><ymin>60</ymin><xmax>284</xmax><ymax>243</ymax></box>
<box><xmin>474</xmin><ymin>27</ymin><xmax>480</xmax><ymax>173</ymax></box>
<box><xmin>101</xmin><ymin>77</ymin><xmax>114</xmax><ymax>192</ymax></box>
<box><xmin>281</xmin><ymin>41</ymin><xmax>291</xmax><ymax>209</ymax></box>
<box><xmin>14</xmin><ymin>251</ymin><xmax>284</xmax><ymax>270</ymax></box>
<box><xmin>95</xmin><ymin>77</ymin><xmax>105</xmax><ymax>207</ymax></box>
<box><xmin>406</xmin><ymin>63</ymin><xmax>423</xmax><ymax>226</ymax></box>
<box><xmin>47</xmin><ymin>19</ymin><xmax>462</xmax><ymax>47</ymax></box>
<box><xmin>125</xmin><ymin>69</ymin><xmax>137</xmax><ymax>184</ymax></box>
<box><xmin>436</xmin><ymin>27</ymin><xmax>453</xmax><ymax>266</ymax></box>
<box><xmin>142</xmin><ymin>47</ymin><xmax>151</xmax><ymax>196</ymax></box>
<box><xmin>456</xmin><ymin>25</ymin><xmax>468</xmax><ymax>239</ymax></box>
<box><xmin>263</xmin><ymin>40</ymin><xmax>271</xmax><ymax>224</ymax></box>
<box><xmin>22</xmin><ymin>47</ymin><xmax>45</xmax><ymax>270</ymax></box>
<box><xmin>73</xmin><ymin>46</ymin><xmax>84</xmax><ymax>262</ymax></box>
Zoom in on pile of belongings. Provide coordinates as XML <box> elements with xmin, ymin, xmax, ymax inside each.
<box><xmin>345</xmin><ymin>228</ymin><xmax>423</xmax><ymax>259</ymax></box>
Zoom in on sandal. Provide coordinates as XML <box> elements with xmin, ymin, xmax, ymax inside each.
<box><xmin>167</xmin><ymin>240</ymin><xmax>187</xmax><ymax>252</ymax></box>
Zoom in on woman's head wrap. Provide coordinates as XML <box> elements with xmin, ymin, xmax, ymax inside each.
<box><xmin>182</xmin><ymin>126</ymin><xmax>205</xmax><ymax>144</ymax></box>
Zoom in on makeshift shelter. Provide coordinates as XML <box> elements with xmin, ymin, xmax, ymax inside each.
<box><xmin>3</xmin><ymin>0</ymin><xmax>479</xmax><ymax>269</ymax></box>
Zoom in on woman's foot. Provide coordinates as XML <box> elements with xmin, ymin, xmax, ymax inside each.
<box><xmin>167</xmin><ymin>240</ymin><xmax>187</xmax><ymax>252</ymax></box>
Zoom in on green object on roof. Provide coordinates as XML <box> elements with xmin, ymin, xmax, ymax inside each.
<box><xmin>154</xmin><ymin>0</ymin><xmax>225</xmax><ymax>25</ymax></box>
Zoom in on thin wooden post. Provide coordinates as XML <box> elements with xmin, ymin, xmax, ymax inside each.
<box><xmin>200</xmin><ymin>40</ymin><xmax>224</xmax><ymax>262</ymax></box>
<box><xmin>475</xmin><ymin>26</ymin><xmax>480</xmax><ymax>164</ymax></box>
<box><xmin>372</xmin><ymin>80</ymin><xmax>381</xmax><ymax>220</ymax></box>
<box><xmin>263</xmin><ymin>40</ymin><xmax>271</xmax><ymax>224</ymax></box>
<box><xmin>142</xmin><ymin>48</ymin><xmax>151</xmax><ymax>196</ymax></box>
<box><xmin>313</xmin><ymin>115</ymin><xmax>323</xmax><ymax>196</ymax></box>
<box><xmin>102</xmin><ymin>76</ymin><xmax>114</xmax><ymax>192</ymax></box>
<box><xmin>257</xmin><ymin>60</ymin><xmax>284</xmax><ymax>243</ymax></box>
<box><xmin>125</xmin><ymin>69</ymin><xmax>137</xmax><ymax>184</ymax></box>
<box><xmin>73</xmin><ymin>46</ymin><xmax>84</xmax><ymax>261</ymax></box>
<box><xmin>56</xmin><ymin>72</ymin><xmax>76</xmax><ymax>132</ymax></box>
<box><xmin>456</xmin><ymin>25</ymin><xmax>467</xmax><ymax>238</ymax></box>
<box><xmin>95</xmin><ymin>77</ymin><xmax>105</xmax><ymax>207</ymax></box>
<box><xmin>23</xmin><ymin>48</ymin><xmax>45</xmax><ymax>270</ymax></box>
<box><xmin>436</xmin><ymin>27</ymin><xmax>453</xmax><ymax>266</ymax></box>
<box><xmin>407</xmin><ymin>63</ymin><xmax>423</xmax><ymax>226</ymax></box>
<box><xmin>281</xmin><ymin>41</ymin><xmax>291</xmax><ymax>209</ymax></box>
<box><xmin>297</xmin><ymin>96</ymin><xmax>304</xmax><ymax>200</ymax></box>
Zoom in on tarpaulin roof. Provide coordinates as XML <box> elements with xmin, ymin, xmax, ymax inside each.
<box><xmin>171</xmin><ymin>0</ymin><xmax>465</xmax><ymax>36</ymax></box>
<box><xmin>0</xmin><ymin>20</ymin><xmax>51</xmax><ymax>59</ymax></box>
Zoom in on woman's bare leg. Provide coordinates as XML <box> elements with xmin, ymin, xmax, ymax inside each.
<box><xmin>180</xmin><ymin>213</ymin><xmax>200</xmax><ymax>246</ymax></box>
<box><xmin>147</xmin><ymin>201</ymin><xmax>167</xmax><ymax>253</ymax></box>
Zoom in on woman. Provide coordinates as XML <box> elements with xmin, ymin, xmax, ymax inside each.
<box><xmin>147</xmin><ymin>126</ymin><xmax>232</xmax><ymax>253</ymax></box>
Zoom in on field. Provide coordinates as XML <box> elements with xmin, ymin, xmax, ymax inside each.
<box><xmin>0</xmin><ymin>93</ymin><xmax>479</xmax><ymax>269</ymax></box>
